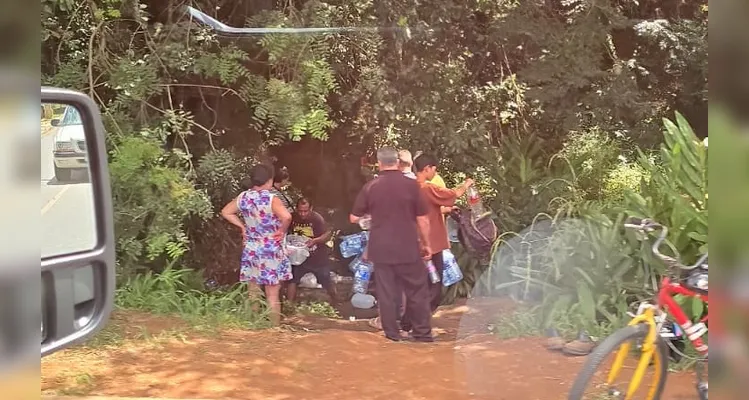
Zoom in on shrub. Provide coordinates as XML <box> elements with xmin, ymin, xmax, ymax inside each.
<box><xmin>484</xmin><ymin>132</ymin><xmax>557</xmax><ymax>233</ymax></box>
<box><xmin>115</xmin><ymin>263</ymin><xmax>270</xmax><ymax>329</ymax></box>
<box><xmin>195</xmin><ymin>149</ymin><xmax>257</xmax><ymax>210</ymax></box>
<box><xmin>488</xmin><ymin>213</ymin><xmax>649</xmax><ymax>332</ymax></box>
<box><xmin>554</xmin><ymin>127</ymin><xmax>625</xmax><ymax>202</ymax></box>
<box><xmin>485</xmin><ymin>113</ymin><xmax>709</xmax><ymax>331</ymax></box>
<box><xmin>110</xmin><ymin>137</ymin><xmax>212</xmax><ymax>278</ymax></box>
<box><xmin>623</xmin><ymin>112</ymin><xmax>707</xmax><ymax>263</ymax></box>
<box><xmin>602</xmin><ymin>160</ymin><xmax>649</xmax><ymax>204</ymax></box>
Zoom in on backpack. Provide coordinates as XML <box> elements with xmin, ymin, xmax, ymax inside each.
<box><xmin>449</xmin><ymin>208</ymin><xmax>498</xmax><ymax>261</ymax></box>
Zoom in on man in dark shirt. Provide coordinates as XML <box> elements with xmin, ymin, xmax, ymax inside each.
<box><xmin>350</xmin><ymin>146</ymin><xmax>434</xmax><ymax>342</ymax></box>
<box><xmin>287</xmin><ymin>198</ymin><xmax>338</xmax><ymax>306</ymax></box>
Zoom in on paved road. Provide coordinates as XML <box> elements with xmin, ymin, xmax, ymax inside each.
<box><xmin>41</xmin><ymin>131</ymin><xmax>96</xmax><ymax>259</ymax></box>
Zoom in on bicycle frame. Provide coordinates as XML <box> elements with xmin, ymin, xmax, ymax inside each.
<box><xmin>657</xmin><ymin>277</ymin><xmax>709</xmax><ymax>355</ymax></box>
<box><xmin>608</xmin><ymin>276</ymin><xmax>709</xmax><ymax>399</ymax></box>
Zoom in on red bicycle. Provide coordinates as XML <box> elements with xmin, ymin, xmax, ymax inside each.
<box><xmin>567</xmin><ymin>218</ymin><xmax>708</xmax><ymax>400</ymax></box>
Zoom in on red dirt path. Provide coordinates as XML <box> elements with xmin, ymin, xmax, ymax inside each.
<box><xmin>41</xmin><ymin>298</ymin><xmax>700</xmax><ymax>400</ymax></box>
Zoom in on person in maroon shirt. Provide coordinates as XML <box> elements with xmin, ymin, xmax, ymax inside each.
<box><xmin>349</xmin><ymin>146</ymin><xmax>434</xmax><ymax>342</ymax></box>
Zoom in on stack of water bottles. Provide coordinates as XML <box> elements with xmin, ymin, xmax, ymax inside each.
<box><xmin>339</xmin><ymin>231</ymin><xmax>374</xmax><ymax>295</ymax></box>
<box><xmin>340</xmin><ymin>228</ymin><xmax>464</xmax><ymax>294</ymax></box>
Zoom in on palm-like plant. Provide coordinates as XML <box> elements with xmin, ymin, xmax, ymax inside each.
<box><xmin>624</xmin><ymin>112</ymin><xmax>708</xmax><ymax>263</ymax></box>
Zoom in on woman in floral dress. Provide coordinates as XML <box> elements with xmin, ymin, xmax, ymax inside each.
<box><xmin>221</xmin><ymin>164</ymin><xmax>292</xmax><ymax>325</ymax></box>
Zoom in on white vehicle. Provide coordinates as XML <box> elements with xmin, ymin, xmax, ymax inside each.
<box><xmin>51</xmin><ymin>106</ymin><xmax>87</xmax><ymax>181</ymax></box>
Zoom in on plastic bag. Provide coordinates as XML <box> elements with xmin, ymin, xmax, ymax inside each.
<box><xmin>442</xmin><ymin>249</ymin><xmax>463</xmax><ymax>287</ymax></box>
<box><xmin>298</xmin><ymin>272</ymin><xmax>320</xmax><ymax>289</ymax></box>
<box><xmin>286</xmin><ymin>234</ymin><xmax>310</xmax><ymax>265</ymax></box>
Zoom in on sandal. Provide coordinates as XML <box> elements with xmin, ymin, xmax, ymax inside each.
<box><xmin>368</xmin><ymin>316</ymin><xmax>383</xmax><ymax>330</ymax></box>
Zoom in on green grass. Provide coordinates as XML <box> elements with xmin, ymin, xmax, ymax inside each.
<box><xmin>489</xmin><ymin>306</ymin><xmax>616</xmax><ymax>341</ymax></box>
<box><xmin>488</xmin><ymin>307</ymin><xmax>543</xmax><ymax>339</ymax></box>
<box><xmin>115</xmin><ymin>266</ymin><xmax>272</xmax><ymax>330</ymax></box>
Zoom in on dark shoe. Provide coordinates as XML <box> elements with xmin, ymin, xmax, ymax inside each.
<box><xmin>385</xmin><ymin>331</ymin><xmax>409</xmax><ymax>342</ymax></box>
<box><xmin>544</xmin><ymin>328</ymin><xmax>565</xmax><ymax>351</ymax></box>
<box><xmin>562</xmin><ymin>331</ymin><xmax>596</xmax><ymax>356</ymax></box>
<box><xmin>408</xmin><ymin>334</ymin><xmax>435</xmax><ymax>343</ymax></box>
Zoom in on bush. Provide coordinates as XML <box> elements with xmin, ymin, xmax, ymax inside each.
<box><xmin>554</xmin><ymin>127</ymin><xmax>626</xmax><ymax>202</ymax></box>
<box><xmin>110</xmin><ymin>136</ymin><xmax>212</xmax><ymax>278</ymax></box>
<box><xmin>487</xmin><ymin>213</ymin><xmax>649</xmax><ymax>332</ymax></box>
<box><xmin>115</xmin><ymin>264</ymin><xmax>270</xmax><ymax>329</ymax></box>
<box><xmin>485</xmin><ymin>113</ymin><xmax>708</xmax><ymax>332</ymax></box>
<box><xmin>602</xmin><ymin>160</ymin><xmax>648</xmax><ymax>204</ymax></box>
<box><xmin>195</xmin><ymin>149</ymin><xmax>259</xmax><ymax>210</ymax></box>
<box><xmin>623</xmin><ymin>112</ymin><xmax>708</xmax><ymax>263</ymax></box>
<box><xmin>483</xmin><ymin>132</ymin><xmax>558</xmax><ymax>233</ymax></box>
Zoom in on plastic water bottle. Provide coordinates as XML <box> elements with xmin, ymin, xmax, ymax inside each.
<box><xmin>351</xmin><ymin>293</ymin><xmax>376</xmax><ymax>309</ymax></box>
<box><xmin>466</xmin><ymin>186</ymin><xmax>485</xmax><ymax>216</ymax></box>
<box><xmin>426</xmin><ymin>260</ymin><xmax>440</xmax><ymax>284</ymax></box>
<box><xmin>442</xmin><ymin>249</ymin><xmax>464</xmax><ymax>287</ymax></box>
<box><xmin>340</xmin><ymin>232</ymin><xmax>368</xmax><ymax>258</ymax></box>
<box><xmin>353</xmin><ymin>260</ymin><xmax>374</xmax><ymax>294</ymax></box>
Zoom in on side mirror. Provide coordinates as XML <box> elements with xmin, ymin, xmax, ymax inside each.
<box><xmin>40</xmin><ymin>87</ymin><xmax>115</xmax><ymax>357</ymax></box>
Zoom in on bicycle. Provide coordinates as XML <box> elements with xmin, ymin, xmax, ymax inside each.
<box><xmin>567</xmin><ymin>218</ymin><xmax>708</xmax><ymax>400</ymax></box>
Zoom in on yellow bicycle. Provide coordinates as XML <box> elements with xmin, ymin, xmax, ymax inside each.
<box><xmin>567</xmin><ymin>218</ymin><xmax>708</xmax><ymax>400</ymax></box>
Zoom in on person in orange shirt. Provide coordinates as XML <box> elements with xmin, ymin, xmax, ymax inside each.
<box><xmin>429</xmin><ymin>172</ymin><xmax>447</xmax><ymax>188</ymax></box>
<box><xmin>413</xmin><ymin>151</ymin><xmax>447</xmax><ymax>188</ymax></box>
<box><xmin>406</xmin><ymin>154</ymin><xmax>473</xmax><ymax>319</ymax></box>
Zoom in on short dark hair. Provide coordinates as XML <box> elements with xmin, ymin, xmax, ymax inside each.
<box><xmin>296</xmin><ymin>197</ymin><xmax>311</xmax><ymax>208</ymax></box>
<box><xmin>274</xmin><ymin>166</ymin><xmax>290</xmax><ymax>184</ymax></box>
<box><xmin>414</xmin><ymin>153</ymin><xmax>439</xmax><ymax>172</ymax></box>
<box><xmin>249</xmin><ymin>164</ymin><xmax>274</xmax><ymax>188</ymax></box>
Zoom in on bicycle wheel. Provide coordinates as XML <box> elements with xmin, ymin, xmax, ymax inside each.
<box><xmin>568</xmin><ymin>323</ymin><xmax>669</xmax><ymax>400</ymax></box>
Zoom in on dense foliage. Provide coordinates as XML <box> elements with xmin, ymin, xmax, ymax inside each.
<box><xmin>41</xmin><ymin>1</ymin><xmax>708</xmax><ymax>329</ymax></box>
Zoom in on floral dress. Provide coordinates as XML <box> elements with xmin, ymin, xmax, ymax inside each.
<box><xmin>237</xmin><ymin>190</ymin><xmax>292</xmax><ymax>285</ymax></box>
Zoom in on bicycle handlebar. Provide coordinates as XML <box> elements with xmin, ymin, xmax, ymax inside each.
<box><xmin>624</xmin><ymin>217</ymin><xmax>707</xmax><ymax>271</ymax></box>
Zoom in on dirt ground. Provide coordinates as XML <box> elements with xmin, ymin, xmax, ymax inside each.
<box><xmin>42</xmin><ymin>298</ymin><xmax>701</xmax><ymax>400</ymax></box>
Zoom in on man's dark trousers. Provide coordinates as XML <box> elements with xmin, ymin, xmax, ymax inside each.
<box><xmin>374</xmin><ymin>262</ymin><xmax>432</xmax><ymax>340</ymax></box>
